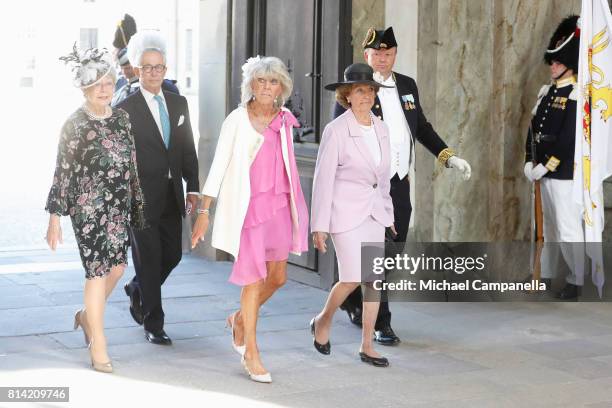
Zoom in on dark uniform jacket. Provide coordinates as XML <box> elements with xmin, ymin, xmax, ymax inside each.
<box><xmin>525</xmin><ymin>78</ymin><xmax>577</xmax><ymax>180</ymax></box>
<box><xmin>333</xmin><ymin>71</ymin><xmax>449</xmax><ymax>161</ymax></box>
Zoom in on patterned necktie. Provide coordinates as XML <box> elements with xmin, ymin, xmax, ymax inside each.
<box><xmin>154</xmin><ymin>94</ymin><xmax>171</xmax><ymax>148</ymax></box>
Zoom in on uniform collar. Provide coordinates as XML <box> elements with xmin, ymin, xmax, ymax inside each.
<box><xmin>379</xmin><ymin>73</ymin><xmax>395</xmax><ymax>87</ymax></box>
<box><xmin>554</xmin><ymin>76</ymin><xmax>576</xmax><ymax>88</ymax></box>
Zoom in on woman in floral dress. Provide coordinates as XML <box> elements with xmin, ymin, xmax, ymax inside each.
<box><xmin>45</xmin><ymin>45</ymin><xmax>146</xmax><ymax>373</ymax></box>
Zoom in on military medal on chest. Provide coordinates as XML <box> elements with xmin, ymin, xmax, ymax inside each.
<box><xmin>401</xmin><ymin>94</ymin><xmax>415</xmax><ymax>110</ymax></box>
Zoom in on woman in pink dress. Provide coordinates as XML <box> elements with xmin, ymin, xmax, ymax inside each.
<box><xmin>191</xmin><ymin>56</ymin><xmax>309</xmax><ymax>383</ymax></box>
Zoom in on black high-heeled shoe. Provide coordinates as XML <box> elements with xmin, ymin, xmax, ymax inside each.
<box><xmin>359</xmin><ymin>352</ymin><xmax>389</xmax><ymax>367</ymax></box>
<box><xmin>309</xmin><ymin>316</ymin><xmax>330</xmax><ymax>355</ymax></box>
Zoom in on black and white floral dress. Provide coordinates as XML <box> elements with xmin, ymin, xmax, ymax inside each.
<box><xmin>46</xmin><ymin>107</ymin><xmax>146</xmax><ymax>279</ymax></box>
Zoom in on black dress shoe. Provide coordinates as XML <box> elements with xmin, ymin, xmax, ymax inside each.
<box><xmin>124</xmin><ymin>283</ymin><xmax>143</xmax><ymax>325</ymax></box>
<box><xmin>556</xmin><ymin>283</ymin><xmax>580</xmax><ymax>300</ymax></box>
<box><xmin>145</xmin><ymin>329</ymin><xmax>172</xmax><ymax>345</ymax></box>
<box><xmin>359</xmin><ymin>352</ymin><xmax>389</xmax><ymax>367</ymax></box>
<box><xmin>341</xmin><ymin>307</ymin><xmax>362</xmax><ymax>327</ymax></box>
<box><xmin>309</xmin><ymin>317</ymin><xmax>330</xmax><ymax>355</ymax></box>
<box><xmin>374</xmin><ymin>326</ymin><xmax>401</xmax><ymax>346</ymax></box>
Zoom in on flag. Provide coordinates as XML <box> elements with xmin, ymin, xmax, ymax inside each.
<box><xmin>573</xmin><ymin>0</ymin><xmax>612</xmax><ymax>297</ymax></box>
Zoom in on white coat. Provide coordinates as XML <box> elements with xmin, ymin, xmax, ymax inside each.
<box><xmin>201</xmin><ymin>106</ymin><xmax>308</xmax><ymax>258</ymax></box>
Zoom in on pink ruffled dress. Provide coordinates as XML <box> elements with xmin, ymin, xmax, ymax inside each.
<box><xmin>229</xmin><ymin>111</ymin><xmax>300</xmax><ymax>285</ymax></box>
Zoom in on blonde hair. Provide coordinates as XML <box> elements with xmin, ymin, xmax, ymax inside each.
<box><xmin>240</xmin><ymin>56</ymin><xmax>293</xmax><ymax>107</ymax></box>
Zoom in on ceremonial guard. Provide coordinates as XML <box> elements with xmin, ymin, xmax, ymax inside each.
<box><xmin>334</xmin><ymin>27</ymin><xmax>472</xmax><ymax>344</ymax></box>
<box><xmin>524</xmin><ymin>15</ymin><xmax>583</xmax><ymax>300</ymax></box>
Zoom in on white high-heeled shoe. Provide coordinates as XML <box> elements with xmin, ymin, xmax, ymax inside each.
<box><xmin>241</xmin><ymin>356</ymin><xmax>272</xmax><ymax>383</ymax></box>
<box><xmin>226</xmin><ymin>313</ymin><xmax>246</xmax><ymax>356</ymax></box>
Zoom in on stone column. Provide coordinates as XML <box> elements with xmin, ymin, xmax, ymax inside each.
<box><xmin>194</xmin><ymin>0</ymin><xmax>230</xmax><ymax>260</ymax></box>
<box><xmin>351</xmin><ymin>0</ymin><xmax>385</xmax><ymax>63</ymax></box>
<box><xmin>416</xmin><ymin>0</ymin><xmax>581</xmax><ymax>242</ymax></box>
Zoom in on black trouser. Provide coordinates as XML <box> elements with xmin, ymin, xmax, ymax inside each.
<box><xmin>341</xmin><ymin>174</ymin><xmax>412</xmax><ymax>330</ymax></box>
<box><xmin>128</xmin><ymin>181</ymin><xmax>182</xmax><ymax>333</ymax></box>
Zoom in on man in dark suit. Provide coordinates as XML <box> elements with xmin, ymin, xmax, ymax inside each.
<box><xmin>333</xmin><ymin>27</ymin><xmax>471</xmax><ymax>345</ymax></box>
<box><xmin>118</xmin><ymin>30</ymin><xmax>199</xmax><ymax>345</ymax></box>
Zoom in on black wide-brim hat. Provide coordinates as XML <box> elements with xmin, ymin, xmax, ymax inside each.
<box><xmin>324</xmin><ymin>63</ymin><xmax>393</xmax><ymax>91</ymax></box>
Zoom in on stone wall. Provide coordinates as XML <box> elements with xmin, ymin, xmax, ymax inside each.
<box><xmin>415</xmin><ymin>0</ymin><xmax>582</xmax><ymax>242</ymax></box>
<box><xmin>193</xmin><ymin>0</ymin><xmax>229</xmax><ymax>260</ymax></box>
<box><xmin>351</xmin><ymin>0</ymin><xmax>385</xmax><ymax>63</ymax></box>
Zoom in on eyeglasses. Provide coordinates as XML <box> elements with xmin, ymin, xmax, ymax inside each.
<box><xmin>141</xmin><ymin>64</ymin><xmax>167</xmax><ymax>74</ymax></box>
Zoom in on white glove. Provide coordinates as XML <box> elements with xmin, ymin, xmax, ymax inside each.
<box><xmin>448</xmin><ymin>156</ymin><xmax>471</xmax><ymax>180</ymax></box>
<box><xmin>530</xmin><ymin>163</ymin><xmax>549</xmax><ymax>181</ymax></box>
<box><xmin>524</xmin><ymin>162</ymin><xmax>534</xmax><ymax>182</ymax></box>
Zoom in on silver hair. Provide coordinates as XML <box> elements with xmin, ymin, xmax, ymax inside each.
<box><xmin>240</xmin><ymin>56</ymin><xmax>293</xmax><ymax>107</ymax></box>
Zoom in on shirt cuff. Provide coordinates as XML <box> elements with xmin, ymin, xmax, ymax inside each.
<box><xmin>187</xmin><ymin>192</ymin><xmax>201</xmax><ymax>196</ymax></box>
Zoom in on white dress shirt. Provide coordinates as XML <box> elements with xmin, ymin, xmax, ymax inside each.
<box><xmin>377</xmin><ymin>75</ymin><xmax>412</xmax><ymax>179</ymax></box>
<box><xmin>140</xmin><ymin>86</ymin><xmax>168</xmax><ymax>140</ymax></box>
<box><xmin>358</xmin><ymin>123</ymin><xmax>381</xmax><ymax>167</ymax></box>
<box><xmin>141</xmin><ymin>87</ymin><xmax>177</xmax><ymax>180</ymax></box>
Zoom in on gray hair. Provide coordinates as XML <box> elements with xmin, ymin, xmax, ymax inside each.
<box><xmin>240</xmin><ymin>56</ymin><xmax>293</xmax><ymax>107</ymax></box>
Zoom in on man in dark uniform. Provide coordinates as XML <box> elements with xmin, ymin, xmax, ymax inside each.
<box><xmin>524</xmin><ymin>15</ymin><xmax>583</xmax><ymax>300</ymax></box>
<box><xmin>334</xmin><ymin>27</ymin><xmax>471</xmax><ymax>345</ymax></box>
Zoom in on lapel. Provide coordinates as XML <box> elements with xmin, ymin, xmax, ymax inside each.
<box><xmin>163</xmin><ymin>90</ymin><xmax>179</xmax><ymax>152</ymax></box>
<box><xmin>134</xmin><ymin>90</ymin><xmax>166</xmax><ymax>150</ymax></box>
<box><xmin>393</xmin><ymin>72</ymin><xmax>416</xmax><ymax>137</ymax></box>
<box><xmin>372</xmin><ymin>95</ymin><xmax>383</xmax><ymax>119</ymax></box>
<box><xmin>345</xmin><ymin>110</ymin><xmax>379</xmax><ymax>173</ymax></box>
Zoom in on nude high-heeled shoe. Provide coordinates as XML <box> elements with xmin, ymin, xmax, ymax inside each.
<box><xmin>88</xmin><ymin>340</ymin><xmax>113</xmax><ymax>374</ymax></box>
<box><xmin>73</xmin><ymin>308</ymin><xmax>91</xmax><ymax>346</ymax></box>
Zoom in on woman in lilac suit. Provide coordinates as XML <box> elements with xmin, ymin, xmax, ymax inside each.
<box><xmin>310</xmin><ymin>63</ymin><xmax>395</xmax><ymax>367</ymax></box>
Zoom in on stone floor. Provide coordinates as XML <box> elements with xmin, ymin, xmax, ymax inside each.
<box><xmin>1</xmin><ymin>248</ymin><xmax>612</xmax><ymax>407</ymax></box>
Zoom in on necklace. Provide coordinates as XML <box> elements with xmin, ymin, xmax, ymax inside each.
<box><xmin>248</xmin><ymin>103</ymin><xmax>279</xmax><ymax>131</ymax></box>
<box><xmin>83</xmin><ymin>104</ymin><xmax>112</xmax><ymax>120</ymax></box>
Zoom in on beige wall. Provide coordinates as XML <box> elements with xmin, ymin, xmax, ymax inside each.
<box><xmin>351</xmin><ymin>0</ymin><xmax>385</xmax><ymax>64</ymax></box>
<box><xmin>193</xmin><ymin>0</ymin><xmax>229</xmax><ymax>260</ymax></box>
<box><xmin>385</xmin><ymin>0</ymin><xmax>419</xmax><ymax>79</ymax></box>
